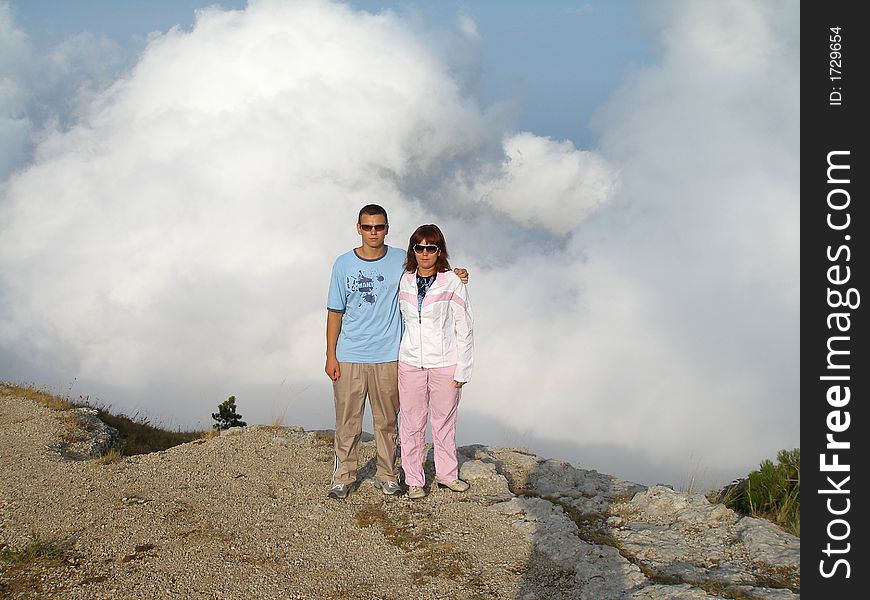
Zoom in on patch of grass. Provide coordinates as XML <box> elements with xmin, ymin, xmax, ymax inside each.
<box><xmin>92</xmin><ymin>407</ymin><xmax>201</xmax><ymax>456</ymax></box>
<box><xmin>0</xmin><ymin>382</ymin><xmax>78</xmax><ymax>411</ymax></box>
<box><xmin>0</xmin><ymin>538</ymin><xmax>65</xmax><ymax>566</ymax></box>
<box><xmin>545</xmin><ymin>497</ymin><xmax>614</xmax><ymax>547</ymax></box>
<box><xmin>714</xmin><ymin>449</ymin><xmax>800</xmax><ymax>537</ymax></box>
<box><xmin>0</xmin><ymin>535</ymin><xmax>69</xmax><ymax>597</ymax></box>
<box><xmin>354</xmin><ymin>505</ymin><xmax>404</xmax><ymax>544</ymax></box>
<box><xmin>627</xmin><ymin>557</ymin><xmax>796</xmax><ymax>599</ymax></box>
<box><xmin>2</xmin><ymin>381</ymin><xmax>206</xmax><ymax>457</ymax></box>
<box><xmin>97</xmin><ymin>448</ymin><xmax>123</xmax><ymax>464</ymax></box>
<box><xmin>753</xmin><ymin>562</ymin><xmax>800</xmax><ymax>592</ymax></box>
<box><xmin>354</xmin><ymin>503</ymin><xmax>473</xmax><ymax>585</ymax></box>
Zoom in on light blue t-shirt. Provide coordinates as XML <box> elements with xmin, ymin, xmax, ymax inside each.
<box><xmin>327</xmin><ymin>246</ymin><xmax>406</xmax><ymax>363</ymax></box>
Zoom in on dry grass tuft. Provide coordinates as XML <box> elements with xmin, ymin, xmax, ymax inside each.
<box><xmin>97</xmin><ymin>448</ymin><xmax>123</xmax><ymax>464</ymax></box>
<box><xmin>271</xmin><ymin>406</ymin><xmax>288</xmax><ymax>427</ymax></box>
<box><xmin>0</xmin><ymin>382</ymin><xmax>78</xmax><ymax>411</ymax></box>
<box><xmin>2</xmin><ymin>380</ymin><xmax>208</xmax><ymax>457</ymax></box>
<box><xmin>91</xmin><ymin>408</ymin><xmax>202</xmax><ymax>456</ymax></box>
<box><xmin>200</xmin><ymin>428</ymin><xmax>219</xmax><ymax>440</ymax></box>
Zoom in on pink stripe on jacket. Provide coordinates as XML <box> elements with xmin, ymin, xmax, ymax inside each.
<box><xmin>397</xmin><ymin>271</ymin><xmax>474</xmax><ymax>382</ymax></box>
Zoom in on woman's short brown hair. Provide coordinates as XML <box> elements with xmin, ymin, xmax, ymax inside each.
<box><xmin>405</xmin><ymin>224</ymin><xmax>451</xmax><ymax>273</ymax></box>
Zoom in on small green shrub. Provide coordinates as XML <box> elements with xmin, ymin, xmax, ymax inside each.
<box><xmin>211</xmin><ymin>395</ymin><xmax>247</xmax><ymax>430</ymax></box>
<box><xmin>722</xmin><ymin>448</ymin><xmax>799</xmax><ymax>536</ymax></box>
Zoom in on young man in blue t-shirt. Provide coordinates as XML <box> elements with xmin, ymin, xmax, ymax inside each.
<box><xmin>325</xmin><ymin>204</ymin><xmax>467</xmax><ymax>499</ymax></box>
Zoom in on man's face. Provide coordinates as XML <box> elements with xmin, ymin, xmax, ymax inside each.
<box><xmin>357</xmin><ymin>213</ymin><xmax>388</xmax><ymax>249</ymax></box>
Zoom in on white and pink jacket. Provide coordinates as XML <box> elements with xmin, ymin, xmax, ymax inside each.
<box><xmin>398</xmin><ymin>270</ymin><xmax>474</xmax><ymax>382</ymax></box>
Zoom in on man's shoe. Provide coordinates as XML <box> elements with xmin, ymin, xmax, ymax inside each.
<box><xmin>437</xmin><ymin>479</ymin><xmax>470</xmax><ymax>492</ymax></box>
<box><xmin>327</xmin><ymin>483</ymin><xmax>350</xmax><ymax>500</ymax></box>
<box><xmin>379</xmin><ymin>480</ymin><xmax>402</xmax><ymax>496</ymax></box>
<box><xmin>407</xmin><ymin>485</ymin><xmax>426</xmax><ymax>499</ymax></box>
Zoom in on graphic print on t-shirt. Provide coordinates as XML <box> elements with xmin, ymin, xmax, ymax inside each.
<box><xmin>348</xmin><ymin>270</ymin><xmax>387</xmax><ymax>307</ymax></box>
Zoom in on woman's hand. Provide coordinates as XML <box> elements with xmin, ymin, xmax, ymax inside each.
<box><xmin>453</xmin><ymin>380</ymin><xmax>466</xmax><ymax>388</ymax></box>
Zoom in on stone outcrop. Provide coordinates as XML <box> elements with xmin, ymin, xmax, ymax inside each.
<box><xmin>45</xmin><ymin>406</ymin><xmax>121</xmax><ymax>460</ymax></box>
<box><xmin>72</xmin><ymin>407</ymin><xmax>121</xmax><ymax>457</ymax></box>
<box><xmin>459</xmin><ymin>445</ymin><xmax>800</xmax><ymax>599</ymax></box>
<box><xmin>1</xmin><ymin>389</ymin><xmax>799</xmax><ymax>599</ymax></box>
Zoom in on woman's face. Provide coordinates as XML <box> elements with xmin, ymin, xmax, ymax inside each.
<box><xmin>414</xmin><ymin>237</ymin><xmax>440</xmax><ymax>272</ymax></box>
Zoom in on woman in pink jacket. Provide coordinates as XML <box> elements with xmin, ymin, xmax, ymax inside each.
<box><xmin>397</xmin><ymin>224</ymin><xmax>473</xmax><ymax>499</ymax></box>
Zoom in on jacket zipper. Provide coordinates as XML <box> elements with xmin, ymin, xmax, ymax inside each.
<box><xmin>418</xmin><ymin>301</ymin><xmax>423</xmax><ymax>368</ymax></box>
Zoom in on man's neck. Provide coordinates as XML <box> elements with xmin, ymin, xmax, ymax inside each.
<box><xmin>356</xmin><ymin>244</ymin><xmax>387</xmax><ymax>260</ymax></box>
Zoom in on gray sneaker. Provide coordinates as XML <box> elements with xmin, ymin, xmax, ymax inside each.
<box><xmin>327</xmin><ymin>483</ymin><xmax>350</xmax><ymax>500</ymax></box>
<box><xmin>379</xmin><ymin>480</ymin><xmax>402</xmax><ymax>496</ymax></box>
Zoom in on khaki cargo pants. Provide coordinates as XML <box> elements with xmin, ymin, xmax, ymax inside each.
<box><xmin>331</xmin><ymin>361</ymin><xmax>400</xmax><ymax>486</ymax></box>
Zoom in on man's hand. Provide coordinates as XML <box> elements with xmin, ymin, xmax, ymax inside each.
<box><xmin>325</xmin><ymin>357</ymin><xmax>341</xmax><ymax>381</ymax></box>
<box><xmin>454</xmin><ymin>267</ymin><xmax>469</xmax><ymax>284</ymax></box>
<box><xmin>325</xmin><ymin>310</ymin><xmax>343</xmax><ymax>381</ymax></box>
<box><xmin>453</xmin><ymin>380</ymin><xmax>466</xmax><ymax>388</ymax></box>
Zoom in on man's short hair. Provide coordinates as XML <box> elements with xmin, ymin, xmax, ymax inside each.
<box><xmin>358</xmin><ymin>204</ymin><xmax>388</xmax><ymax>224</ymax></box>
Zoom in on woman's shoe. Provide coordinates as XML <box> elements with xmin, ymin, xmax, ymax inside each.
<box><xmin>407</xmin><ymin>485</ymin><xmax>426</xmax><ymax>499</ymax></box>
<box><xmin>436</xmin><ymin>479</ymin><xmax>470</xmax><ymax>492</ymax></box>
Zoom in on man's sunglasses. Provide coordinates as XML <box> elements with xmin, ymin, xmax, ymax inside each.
<box><xmin>413</xmin><ymin>244</ymin><xmax>440</xmax><ymax>254</ymax></box>
<box><xmin>359</xmin><ymin>223</ymin><xmax>387</xmax><ymax>232</ymax></box>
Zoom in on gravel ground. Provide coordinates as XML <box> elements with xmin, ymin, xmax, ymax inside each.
<box><xmin>0</xmin><ymin>390</ymin><xmax>561</xmax><ymax>599</ymax></box>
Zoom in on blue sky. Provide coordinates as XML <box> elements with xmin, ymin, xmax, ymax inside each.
<box><xmin>6</xmin><ymin>0</ymin><xmax>652</xmax><ymax>148</ymax></box>
<box><xmin>0</xmin><ymin>0</ymin><xmax>799</xmax><ymax>490</ymax></box>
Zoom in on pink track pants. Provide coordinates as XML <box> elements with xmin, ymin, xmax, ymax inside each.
<box><xmin>398</xmin><ymin>362</ymin><xmax>462</xmax><ymax>487</ymax></box>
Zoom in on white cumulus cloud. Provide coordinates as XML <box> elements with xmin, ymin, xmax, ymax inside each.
<box><xmin>0</xmin><ymin>0</ymin><xmax>798</xmax><ymax>489</ymax></box>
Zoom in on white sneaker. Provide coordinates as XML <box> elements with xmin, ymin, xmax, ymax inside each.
<box><xmin>407</xmin><ymin>485</ymin><xmax>426</xmax><ymax>499</ymax></box>
<box><xmin>437</xmin><ymin>479</ymin><xmax>470</xmax><ymax>492</ymax></box>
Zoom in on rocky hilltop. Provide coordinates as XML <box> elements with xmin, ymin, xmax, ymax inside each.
<box><xmin>0</xmin><ymin>389</ymin><xmax>799</xmax><ymax>599</ymax></box>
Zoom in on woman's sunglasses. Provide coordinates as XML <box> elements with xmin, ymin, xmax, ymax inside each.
<box><xmin>413</xmin><ymin>244</ymin><xmax>440</xmax><ymax>254</ymax></box>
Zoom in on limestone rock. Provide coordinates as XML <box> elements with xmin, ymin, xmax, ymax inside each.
<box><xmin>490</xmin><ymin>496</ymin><xmax>647</xmax><ymax>600</ymax></box>
<box><xmin>626</xmin><ymin>583</ymin><xmax>727</xmax><ymax>599</ymax></box>
<box><xmin>469</xmin><ymin>445</ymin><xmax>646</xmax><ymax>514</ymax></box>
<box><xmin>734</xmin><ymin>516</ymin><xmax>800</xmax><ymax>567</ymax></box>
<box><xmin>73</xmin><ymin>407</ymin><xmax>121</xmax><ymax>456</ymax></box>
<box><xmin>610</xmin><ymin>486</ymin><xmax>799</xmax><ymax>598</ymax></box>
<box><xmin>458</xmin><ymin>458</ymin><xmax>513</xmax><ymax>501</ymax></box>
<box><xmin>219</xmin><ymin>425</ymin><xmax>247</xmax><ymax>437</ymax></box>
